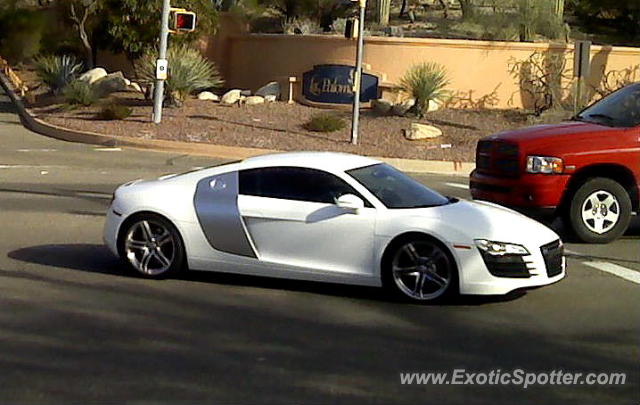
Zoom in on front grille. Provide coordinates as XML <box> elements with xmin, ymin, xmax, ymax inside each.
<box><xmin>480</xmin><ymin>252</ymin><xmax>532</xmax><ymax>278</ymax></box>
<box><xmin>476</xmin><ymin>140</ymin><xmax>521</xmax><ymax>178</ymax></box>
<box><xmin>541</xmin><ymin>240</ymin><xmax>564</xmax><ymax>278</ymax></box>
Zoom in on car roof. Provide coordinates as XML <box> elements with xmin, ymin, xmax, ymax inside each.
<box><xmin>239</xmin><ymin>152</ymin><xmax>381</xmax><ymax>172</ymax></box>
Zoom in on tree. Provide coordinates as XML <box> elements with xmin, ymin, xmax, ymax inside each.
<box><xmin>68</xmin><ymin>0</ymin><xmax>98</xmax><ymax>68</ymax></box>
<box><xmin>97</xmin><ymin>0</ymin><xmax>218</xmax><ymax>65</ymax></box>
<box><xmin>458</xmin><ymin>0</ymin><xmax>475</xmax><ymax>20</ymax></box>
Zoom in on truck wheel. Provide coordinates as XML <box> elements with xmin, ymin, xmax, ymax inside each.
<box><xmin>567</xmin><ymin>178</ymin><xmax>632</xmax><ymax>244</ymax></box>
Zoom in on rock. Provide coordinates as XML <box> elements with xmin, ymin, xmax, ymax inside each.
<box><xmin>221</xmin><ymin>89</ymin><xmax>242</xmax><ymax>105</ymax></box>
<box><xmin>197</xmin><ymin>91</ymin><xmax>219</xmax><ymax>101</ymax></box>
<box><xmin>240</xmin><ymin>89</ymin><xmax>252</xmax><ymax>97</ymax></box>
<box><xmin>124</xmin><ymin>78</ymin><xmax>131</xmax><ymax>86</ymax></box>
<box><xmin>244</xmin><ymin>96</ymin><xmax>265</xmax><ymax>105</ymax></box>
<box><xmin>428</xmin><ymin>99</ymin><xmax>442</xmax><ymax>113</ymax></box>
<box><xmin>78</xmin><ymin>67</ymin><xmax>108</xmax><ymax>85</ymax></box>
<box><xmin>93</xmin><ymin>71</ymin><xmax>129</xmax><ymax>96</ymax></box>
<box><xmin>372</xmin><ymin>99</ymin><xmax>393</xmax><ymax>115</ymax></box>
<box><xmin>392</xmin><ymin>98</ymin><xmax>416</xmax><ymax>116</ymax></box>
<box><xmin>264</xmin><ymin>94</ymin><xmax>277</xmax><ymax>103</ymax></box>
<box><xmin>405</xmin><ymin>123</ymin><xmax>443</xmax><ymax>141</ymax></box>
<box><xmin>255</xmin><ymin>81</ymin><xmax>281</xmax><ymax>99</ymax></box>
<box><xmin>128</xmin><ymin>82</ymin><xmax>143</xmax><ymax>93</ymax></box>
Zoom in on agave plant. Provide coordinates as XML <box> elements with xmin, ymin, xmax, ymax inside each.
<box><xmin>34</xmin><ymin>55</ymin><xmax>83</xmax><ymax>94</ymax></box>
<box><xmin>400</xmin><ymin>62</ymin><xmax>450</xmax><ymax>118</ymax></box>
<box><xmin>138</xmin><ymin>45</ymin><xmax>224</xmax><ymax>106</ymax></box>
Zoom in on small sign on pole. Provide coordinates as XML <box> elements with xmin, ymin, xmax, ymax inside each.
<box><xmin>156</xmin><ymin>59</ymin><xmax>168</xmax><ymax>80</ymax></box>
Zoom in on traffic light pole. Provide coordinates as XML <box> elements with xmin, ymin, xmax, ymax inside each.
<box><xmin>153</xmin><ymin>0</ymin><xmax>171</xmax><ymax>124</ymax></box>
<box><xmin>350</xmin><ymin>0</ymin><xmax>366</xmax><ymax>145</ymax></box>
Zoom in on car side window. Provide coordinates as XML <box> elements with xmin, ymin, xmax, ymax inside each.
<box><xmin>239</xmin><ymin>167</ymin><xmax>372</xmax><ymax>206</ymax></box>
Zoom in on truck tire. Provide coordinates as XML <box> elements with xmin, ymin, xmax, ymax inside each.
<box><xmin>567</xmin><ymin>178</ymin><xmax>632</xmax><ymax>244</ymax></box>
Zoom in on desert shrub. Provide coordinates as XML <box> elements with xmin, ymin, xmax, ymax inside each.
<box><xmin>304</xmin><ymin>113</ymin><xmax>346</xmax><ymax>132</ymax></box>
<box><xmin>138</xmin><ymin>44</ymin><xmax>223</xmax><ymax>106</ymax></box>
<box><xmin>472</xmin><ymin>0</ymin><xmax>565</xmax><ymax>42</ymax></box>
<box><xmin>400</xmin><ymin>62</ymin><xmax>450</xmax><ymax>118</ymax></box>
<box><xmin>508</xmin><ymin>50</ymin><xmax>573</xmax><ymax>115</ymax></box>
<box><xmin>0</xmin><ymin>8</ymin><xmax>46</xmax><ymax>64</ymax></box>
<box><xmin>63</xmin><ymin>80</ymin><xmax>98</xmax><ymax>106</ymax></box>
<box><xmin>282</xmin><ymin>18</ymin><xmax>323</xmax><ymax>35</ymax></box>
<box><xmin>97</xmin><ymin>102</ymin><xmax>132</xmax><ymax>120</ymax></box>
<box><xmin>34</xmin><ymin>55</ymin><xmax>83</xmax><ymax>94</ymax></box>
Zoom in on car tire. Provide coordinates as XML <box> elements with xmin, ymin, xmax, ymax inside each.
<box><xmin>382</xmin><ymin>236</ymin><xmax>458</xmax><ymax>303</ymax></box>
<box><xmin>118</xmin><ymin>213</ymin><xmax>186</xmax><ymax>278</ymax></box>
<box><xmin>567</xmin><ymin>178</ymin><xmax>632</xmax><ymax>244</ymax></box>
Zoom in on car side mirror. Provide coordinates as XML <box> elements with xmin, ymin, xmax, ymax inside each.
<box><xmin>336</xmin><ymin>194</ymin><xmax>365</xmax><ymax>213</ymax></box>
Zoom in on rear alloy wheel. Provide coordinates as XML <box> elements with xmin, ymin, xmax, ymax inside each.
<box><xmin>121</xmin><ymin>215</ymin><xmax>185</xmax><ymax>278</ymax></box>
<box><xmin>568</xmin><ymin>178</ymin><xmax>632</xmax><ymax>244</ymax></box>
<box><xmin>384</xmin><ymin>238</ymin><xmax>457</xmax><ymax>303</ymax></box>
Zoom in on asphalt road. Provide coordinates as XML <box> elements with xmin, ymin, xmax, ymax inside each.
<box><xmin>0</xmin><ymin>90</ymin><xmax>638</xmax><ymax>404</ymax></box>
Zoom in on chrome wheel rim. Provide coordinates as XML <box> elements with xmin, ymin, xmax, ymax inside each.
<box><xmin>392</xmin><ymin>241</ymin><xmax>452</xmax><ymax>300</ymax></box>
<box><xmin>581</xmin><ymin>190</ymin><xmax>620</xmax><ymax>235</ymax></box>
<box><xmin>124</xmin><ymin>220</ymin><xmax>175</xmax><ymax>276</ymax></box>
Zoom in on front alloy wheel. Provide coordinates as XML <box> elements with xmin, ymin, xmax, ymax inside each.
<box><xmin>568</xmin><ymin>178</ymin><xmax>632</xmax><ymax>244</ymax></box>
<box><xmin>122</xmin><ymin>215</ymin><xmax>185</xmax><ymax>277</ymax></box>
<box><xmin>384</xmin><ymin>238</ymin><xmax>457</xmax><ymax>302</ymax></box>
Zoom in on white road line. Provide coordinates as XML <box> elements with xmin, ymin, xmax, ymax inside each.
<box><xmin>0</xmin><ymin>165</ymin><xmax>66</xmax><ymax>169</ymax></box>
<box><xmin>444</xmin><ymin>182</ymin><xmax>469</xmax><ymax>190</ymax></box>
<box><xmin>583</xmin><ymin>261</ymin><xmax>640</xmax><ymax>285</ymax></box>
<box><xmin>94</xmin><ymin>147</ymin><xmax>122</xmax><ymax>152</ymax></box>
<box><xmin>75</xmin><ymin>192</ymin><xmax>112</xmax><ymax>199</ymax></box>
<box><xmin>16</xmin><ymin>149</ymin><xmax>57</xmax><ymax>152</ymax></box>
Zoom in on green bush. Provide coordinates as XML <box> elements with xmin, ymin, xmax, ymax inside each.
<box><xmin>63</xmin><ymin>80</ymin><xmax>98</xmax><ymax>106</ymax></box>
<box><xmin>137</xmin><ymin>44</ymin><xmax>224</xmax><ymax>106</ymax></box>
<box><xmin>303</xmin><ymin>113</ymin><xmax>346</xmax><ymax>132</ymax></box>
<box><xmin>0</xmin><ymin>8</ymin><xmax>46</xmax><ymax>64</ymax></box>
<box><xmin>400</xmin><ymin>62</ymin><xmax>450</xmax><ymax>118</ymax></box>
<box><xmin>34</xmin><ymin>55</ymin><xmax>83</xmax><ymax>94</ymax></box>
<box><xmin>97</xmin><ymin>102</ymin><xmax>133</xmax><ymax>120</ymax></box>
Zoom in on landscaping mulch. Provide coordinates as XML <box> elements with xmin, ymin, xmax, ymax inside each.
<box><xmin>30</xmin><ymin>92</ymin><xmax>530</xmax><ymax>162</ymax></box>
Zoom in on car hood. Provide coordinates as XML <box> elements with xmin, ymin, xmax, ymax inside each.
<box><xmin>485</xmin><ymin>120</ymin><xmax>619</xmax><ymax>147</ymax></box>
<box><xmin>406</xmin><ymin>200</ymin><xmax>560</xmax><ymax>247</ymax></box>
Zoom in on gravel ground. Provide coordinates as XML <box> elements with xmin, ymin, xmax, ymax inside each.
<box><xmin>31</xmin><ymin>92</ymin><xmax>529</xmax><ymax>162</ymax></box>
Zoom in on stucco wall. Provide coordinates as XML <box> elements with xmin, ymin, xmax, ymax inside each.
<box><xmin>209</xmin><ymin>33</ymin><xmax>640</xmax><ymax>109</ymax></box>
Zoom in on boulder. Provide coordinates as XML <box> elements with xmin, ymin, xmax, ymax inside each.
<box><xmin>240</xmin><ymin>89</ymin><xmax>252</xmax><ymax>97</ymax></box>
<box><xmin>405</xmin><ymin>123</ymin><xmax>443</xmax><ymax>141</ymax></box>
<box><xmin>221</xmin><ymin>89</ymin><xmax>242</xmax><ymax>105</ymax></box>
<box><xmin>264</xmin><ymin>94</ymin><xmax>277</xmax><ymax>103</ymax></box>
<box><xmin>197</xmin><ymin>91</ymin><xmax>219</xmax><ymax>101</ymax></box>
<box><xmin>78</xmin><ymin>67</ymin><xmax>107</xmax><ymax>85</ymax></box>
<box><xmin>244</xmin><ymin>95</ymin><xmax>265</xmax><ymax>105</ymax></box>
<box><xmin>428</xmin><ymin>99</ymin><xmax>442</xmax><ymax>113</ymax></box>
<box><xmin>372</xmin><ymin>99</ymin><xmax>393</xmax><ymax>115</ymax></box>
<box><xmin>392</xmin><ymin>98</ymin><xmax>416</xmax><ymax>116</ymax></box>
<box><xmin>93</xmin><ymin>72</ymin><xmax>128</xmax><ymax>96</ymax></box>
<box><xmin>255</xmin><ymin>81</ymin><xmax>281</xmax><ymax>99</ymax></box>
<box><xmin>128</xmin><ymin>82</ymin><xmax>143</xmax><ymax>93</ymax></box>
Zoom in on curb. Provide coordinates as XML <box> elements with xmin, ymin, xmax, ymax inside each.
<box><xmin>0</xmin><ymin>71</ymin><xmax>475</xmax><ymax>176</ymax></box>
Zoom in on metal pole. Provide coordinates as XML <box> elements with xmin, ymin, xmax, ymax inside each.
<box><xmin>153</xmin><ymin>0</ymin><xmax>171</xmax><ymax>124</ymax></box>
<box><xmin>350</xmin><ymin>0</ymin><xmax>366</xmax><ymax>145</ymax></box>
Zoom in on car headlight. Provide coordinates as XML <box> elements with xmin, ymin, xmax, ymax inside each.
<box><xmin>474</xmin><ymin>239</ymin><xmax>530</xmax><ymax>256</ymax></box>
<box><xmin>526</xmin><ymin>156</ymin><xmax>564</xmax><ymax>174</ymax></box>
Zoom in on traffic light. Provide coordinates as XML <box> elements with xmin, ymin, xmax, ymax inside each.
<box><xmin>170</xmin><ymin>9</ymin><xmax>196</xmax><ymax>33</ymax></box>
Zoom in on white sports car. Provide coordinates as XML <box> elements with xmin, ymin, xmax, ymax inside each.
<box><xmin>103</xmin><ymin>152</ymin><xmax>565</xmax><ymax>302</ymax></box>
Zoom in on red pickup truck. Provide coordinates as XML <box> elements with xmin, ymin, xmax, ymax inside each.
<box><xmin>470</xmin><ymin>83</ymin><xmax>640</xmax><ymax>243</ymax></box>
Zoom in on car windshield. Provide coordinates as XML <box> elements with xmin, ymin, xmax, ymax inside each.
<box><xmin>347</xmin><ymin>164</ymin><xmax>452</xmax><ymax>209</ymax></box>
<box><xmin>576</xmin><ymin>83</ymin><xmax>640</xmax><ymax>127</ymax></box>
